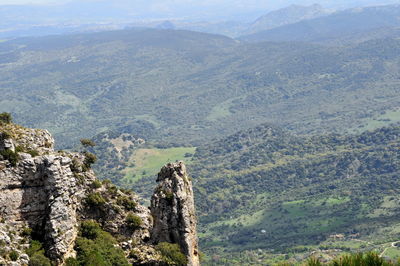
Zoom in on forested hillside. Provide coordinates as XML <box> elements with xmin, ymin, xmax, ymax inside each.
<box><xmin>96</xmin><ymin>122</ymin><xmax>400</xmax><ymax>264</ymax></box>
<box><xmin>1</xmin><ymin>28</ymin><xmax>400</xmax><ymax>148</ymax></box>
<box><xmin>190</xmin><ymin>124</ymin><xmax>400</xmax><ymax>264</ymax></box>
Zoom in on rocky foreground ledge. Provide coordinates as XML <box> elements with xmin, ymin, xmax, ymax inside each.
<box><xmin>0</xmin><ymin>120</ymin><xmax>199</xmax><ymax>265</ymax></box>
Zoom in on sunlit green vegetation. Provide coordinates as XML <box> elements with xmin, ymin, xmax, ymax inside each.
<box><xmin>191</xmin><ymin>125</ymin><xmax>400</xmax><ymax>264</ymax></box>
<box><xmin>74</xmin><ymin>220</ymin><xmax>129</xmax><ymax>266</ymax></box>
<box><xmin>122</xmin><ymin>147</ymin><xmax>196</xmax><ymax>182</ymax></box>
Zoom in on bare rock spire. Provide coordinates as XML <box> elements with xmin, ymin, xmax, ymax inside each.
<box><xmin>150</xmin><ymin>162</ymin><xmax>200</xmax><ymax>266</ymax></box>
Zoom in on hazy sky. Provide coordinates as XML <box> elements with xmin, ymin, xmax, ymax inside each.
<box><xmin>1</xmin><ymin>0</ymin><xmax>399</xmax><ymax>8</ymax></box>
<box><xmin>1</xmin><ymin>0</ymin><xmax>400</xmax><ymax>21</ymax></box>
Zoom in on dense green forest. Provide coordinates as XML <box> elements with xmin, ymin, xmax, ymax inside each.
<box><xmin>191</xmin><ymin>124</ymin><xmax>400</xmax><ymax>264</ymax></box>
<box><xmin>1</xmin><ymin>28</ymin><xmax>400</xmax><ymax>148</ymax></box>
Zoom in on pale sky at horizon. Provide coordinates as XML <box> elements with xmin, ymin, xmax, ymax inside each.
<box><xmin>0</xmin><ymin>0</ymin><xmax>398</xmax><ymax>6</ymax></box>
<box><xmin>0</xmin><ymin>0</ymin><xmax>400</xmax><ymax>16</ymax></box>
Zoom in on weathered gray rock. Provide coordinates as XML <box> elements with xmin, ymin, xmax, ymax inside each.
<box><xmin>0</xmin><ymin>125</ymin><xmax>95</xmax><ymax>264</ymax></box>
<box><xmin>151</xmin><ymin>162</ymin><xmax>200</xmax><ymax>266</ymax></box>
<box><xmin>0</xmin><ymin>123</ymin><xmax>200</xmax><ymax>265</ymax></box>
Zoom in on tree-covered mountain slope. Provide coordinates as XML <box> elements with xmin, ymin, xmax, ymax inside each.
<box><xmin>1</xmin><ymin>28</ymin><xmax>400</xmax><ymax>148</ymax></box>
<box><xmin>189</xmin><ymin>124</ymin><xmax>400</xmax><ymax>264</ymax></box>
<box><xmin>240</xmin><ymin>5</ymin><xmax>400</xmax><ymax>44</ymax></box>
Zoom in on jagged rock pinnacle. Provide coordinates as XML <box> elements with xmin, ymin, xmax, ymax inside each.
<box><xmin>151</xmin><ymin>162</ymin><xmax>200</xmax><ymax>266</ymax></box>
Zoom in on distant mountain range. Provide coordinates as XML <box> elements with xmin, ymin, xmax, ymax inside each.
<box><xmin>240</xmin><ymin>4</ymin><xmax>400</xmax><ymax>44</ymax></box>
<box><xmin>243</xmin><ymin>4</ymin><xmax>332</xmax><ymax>35</ymax></box>
<box><xmin>3</xmin><ymin>2</ymin><xmax>400</xmax><ymax>39</ymax></box>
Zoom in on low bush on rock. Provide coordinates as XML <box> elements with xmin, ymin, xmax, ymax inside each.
<box><xmin>156</xmin><ymin>242</ymin><xmax>187</xmax><ymax>266</ymax></box>
<box><xmin>75</xmin><ymin>220</ymin><xmax>129</xmax><ymax>266</ymax></box>
<box><xmin>125</xmin><ymin>213</ymin><xmax>142</xmax><ymax>230</ymax></box>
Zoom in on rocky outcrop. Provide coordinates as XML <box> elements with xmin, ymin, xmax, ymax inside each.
<box><xmin>0</xmin><ymin>122</ymin><xmax>200</xmax><ymax>265</ymax></box>
<box><xmin>0</xmin><ymin>124</ymin><xmax>96</xmax><ymax>265</ymax></box>
<box><xmin>151</xmin><ymin>162</ymin><xmax>200</xmax><ymax>266</ymax></box>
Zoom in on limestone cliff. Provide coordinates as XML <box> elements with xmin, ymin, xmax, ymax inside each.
<box><xmin>151</xmin><ymin>162</ymin><xmax>200</xmax><ymax>266</ymax></box>
<box><xmin>0</xmin><ymin>121</ymin><xmax>199</xmax><ymax>266</ymax></box>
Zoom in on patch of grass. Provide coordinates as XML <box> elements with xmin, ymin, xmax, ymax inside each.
<box><xmin>382</xmin><ymin>247</ymin><xmax>400</xmax><ymax>259</ymax></box>
<box><xmin>206</xmin><ymin>99</ymin><xmax>235</xmax><ymax>122</ymax></box>
<box><xmin>355</xmin><ymin>108</ymin><xmax>400</xmax><ymax>132</ymax></box>
<box><xmin>123</xmin><ymin>147</ymin><xmax>196</xmax><ymax>182</ymax></box>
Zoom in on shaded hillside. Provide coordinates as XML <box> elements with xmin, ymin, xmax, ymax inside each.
<box><xmin>1</xmin><ymin>29</ymin><xmax>400</xmax><ymax>147</ymax></box>
<box><xmin>240</xmin><ymin>5</ymin><xmax>400</xmax><ymax>44</ymax></box>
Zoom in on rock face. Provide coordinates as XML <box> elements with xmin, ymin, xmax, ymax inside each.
<box><xmin>0</xmin><ymin>124</ymin><xmax>96</xmax><ymax>264</ymax></box>
<box><xmin>151</xmin><ymin>162</ymin><xmax>200</xmax><ymax>266</ymax></box>
<box><xmin>0</xmin><ymin>122</ymin><xmax>200</xmax><ymax>265</ymax></box>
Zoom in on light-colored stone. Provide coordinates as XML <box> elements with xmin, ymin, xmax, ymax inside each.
<box><xmin>151</xmin><ymin>162</ymin><xmax>200</xmax><ymax>266</ymax></box>
<box><xmin>0</xmin><ymin>123</ymin><xmax>200</xmax><ymax>265</ymax></box>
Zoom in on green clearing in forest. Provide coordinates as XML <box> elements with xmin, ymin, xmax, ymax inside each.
<box><xmin>122</xmin><ymin>147</ymin><xmax>196</xmax><ymax>182</ymax></box>
<box><xmin>355</xmin><ymin>108</ymin><xmax>400</xmax><ymax>132</ymax></box>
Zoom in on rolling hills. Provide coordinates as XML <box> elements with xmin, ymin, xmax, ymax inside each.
<box><xmin>1</xmin><ymin>28</ymin><xmax>400</xmax><ymax>148</ymax></box>
<box><xmin>1</xmin><ymin>6</ymin><xmax>400</xmax><ymax>265</ymax></box>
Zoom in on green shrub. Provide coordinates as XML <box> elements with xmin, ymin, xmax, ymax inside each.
<box><xmin>125</xmin><ymin>213</ymin><xmax>142</xmax><ymax>230</ymax></box>
<box><xmin>164</xmin><ymin>190</ymin><xmax>174</xmax><ymax>202</ymax></box>
<box><xmin>156</xmin><ymin>242</ymin><xmax>188</xmax><ymax>266</ymax></box>
<box><xmin>21</xmin><ymin>227</ymin><xmax>32</xmax><ymax>237</ymax></box>
<box><xmin>14</xmin><ymin>146</ymin><xmax>24</xmax><ymax>153</ymax></box>
<box><xmin>0</xmin><ymin>131</ymin><xmax>11</xmax><ymax>140</ymax></box>
<box><xmin>70</xmin><ymin>158</ymin><xmax>81</xmax><ymax>173</ymax></box>
<box><xmin>26</xmin><ymin>150</ymin><xmax>39</xmax><ymax>157</ymax></box>
<box><xmin>326</xmin><ymin>252</ymin><xmax>391</xmax><ymax>266</ymax></box>
<box><xmin>0</xmin><ymin>113</ymin><xmax>12</xmax><ymax>124</ymax></box>
<box><xmin>0</xmin><ymin>149</ymin><xmax>18</xmax><ymax>167</ymax></box>
<box><xmin>91</xmin><ymin>180</ymin><xmax>102</xmax><ymax>189</ymax></box>
<box><xmin>65</xmin><ymin>257</ymin><xmax>79</xmax><ymax>266</ymax></box>
<box><xmin>80</xmin><ymin>139</ymin><xmax>96</xmax><ymax>148</ymax></box>
<box><xmin>83</xmin><ymin>152</ymin><xmax>97</xmax><ymax>169</ymax></box>
<box><xmin>9</xmin><ymin>250</ymin><xmax>18</xmax><ymax>261</ymax></box>
<box><xmin>26</xmin><ymin>240</ymin><xmax>52</xmax><ymax>266</ymax></box>
<box><xmin>26</xmin><ymin>240</ymin><xmax>43</xmax><ymax>256</ymax></box>
<box><xmin>307</xmin><ymin>257</ymin><xmax>322</xmax><ymax>266</ymax></box>
<box><xmin>75</xmin><ymin>221</ymin><xmax>129</xmax><ymax>266</ymax></box>
<box><xmin>102</xmin><ymin>179</ymin><xmax>111</xmax><ymax>185</ymax></box>
<box><xmin>0</xmin><ymin>248</ymin><xmax>6</xmax><ymax>258</ymax></box>
<box><xmin>117</xmin><ymin>196</ymin><xmax>137</xmax><ymax>211</ymax></box>
<box><xmin>29</xmin><ymin>252</ymin><xmax>51</xmax><ymax>266</ymax></box>
<box><xmin>14</xmin><ymin>146</ymin><xmax>39</xmax><ymax>157</ymax></box>
<box><xmin>80</xmin><ymin>220</ymin><xmax>102</xmax><ymax>240</ymax></box>
<box><xmin>86</xmin><ymin>192</ymin><xmax>106</xmax><ymax>207</ymax></box>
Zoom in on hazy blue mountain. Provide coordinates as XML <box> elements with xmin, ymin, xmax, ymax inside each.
<box><xmin>244</xmin><ymin>4</ymin><xmax>332</xmax><ymax>35</ymax></box>
<box><xmin>2</xmin><ymin>1</ymin><xmax>400</xmax><ymax>39</ymax></box>
<box><xmin>240</xmin><ymin>4</ymin><xmax>400</xmax><ymax>43</ymax></box>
